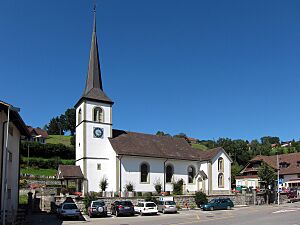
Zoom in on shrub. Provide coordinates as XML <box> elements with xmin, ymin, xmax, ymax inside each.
<box><xmin>125</xmin><ymin>182</ymin><xmax>134</xmax><ymax>191</ymax></box>
<box><xmin>83</xmin><ymin>192</ymin><xmax>97</xmax><ymax>212</ymax></box>
<box><xmin>172</xmin><ymin>179</ymin><xmax>184</xmax><ymax>195</ymax></box>
<box><xmin>99</xmin><ymin>177</ymin><xmax>108</xmax><ymax>191</ymax></box>
<box><xmin>143</xmin><ymin>192</ymin><xmax>157</xmax><ymax>203</ymax></box>
<box><xmin>20</xmin><ymin>141</ymin><xmax>75</xmax><ymax>160</ymax></box>
<box><xmin>153</xmin><ymin>180</ymin><xmax>162</xmax><ymax>195</ymax></box>
<box><xmin>194</xmin><ymin>191</ymin><xmax>208</xmax><ymax>207</ymax></box>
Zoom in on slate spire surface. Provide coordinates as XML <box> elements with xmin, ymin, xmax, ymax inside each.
<box><xmin>76</xmin><ymin>7</ymin><xmax>113</xmax><ymax>106</ymax></box>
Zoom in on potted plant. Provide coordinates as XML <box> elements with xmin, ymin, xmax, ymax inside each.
<box><xmin>125</xmin><ymin>182</ymin><xmax>134</xmax><ymax>197</ymax></box>
<box><xmin>99</xmin><ymin>177</ymin><xmax>108</xmax><ymax>196</ymax></box>
<box><xmin>153</xmin><ymin>180</ymin><xmax>162</xmax><ymax>195</ymax></box>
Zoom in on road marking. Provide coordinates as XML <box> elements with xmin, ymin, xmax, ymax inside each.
<box><xmin>273</xmin><ymin>209</ymin><xmax>297</xmax><ymax>214</ymax></box>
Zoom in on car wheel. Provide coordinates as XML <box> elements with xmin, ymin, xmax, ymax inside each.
<box><xmin>210</xmin><ymin>207</ymin><xmax>214</xmax><ymax>211</ymax></box>
<box><xmin>131</xmin><ymin>212</ymin><xmax>134</xmax><ymax>216</ymax></box>
<box><xmin>227</xmin><ymin>206</ymin><xmax>231</xmax><ymax>210</ymax></box>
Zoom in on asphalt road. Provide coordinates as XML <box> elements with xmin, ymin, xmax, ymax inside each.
<box><xmin>30</xmin><ymin>202</ymin><xmax>300</xmax><ymax>225</ymax></box>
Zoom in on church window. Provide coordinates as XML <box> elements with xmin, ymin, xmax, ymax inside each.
<box><xmin>218</xmin><ymin>157</ymin><xmax>224</xmax><ymax>172</ymax></box>
<box><xmin>140</xmin><ymin>163</ymin><xmax>149</xmax><ymax>183</ymax></box>
<box><xmin>93</xmin><ymin>107</ymin><xmax>104</xmax><ymax>122</ymax></box>
<box><xmin>166</xmin><ymin>164</ymin><xmax>174</xmax><ymax>183</ymax></box>
<box><xmin>218</xmin><ymin>173</ymin><xmax>224</xmax><ymax>188</ymax></box>
<box><xmin>188</xmin><ymin>166</ymin><xmax>195</xmax><ymax>183</ymax></box>
<box><xmin>97</xmin><ymin>163</ymin><xmax>101</xmax><ymax>170</ymax></box>
<box><xmin>78</xmin><ymin>108</ymin><xmax>82</xmax><ymax>124</ymax></box>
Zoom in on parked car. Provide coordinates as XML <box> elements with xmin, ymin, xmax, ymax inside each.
<box><xmin>111</xmin><ymin>200</ymin><xmax>135</xmax><ymax>217</ymax></box>
<box><xmin>88</xmin><ymin>200</ymin><xmax>108</xmax><ymax>218</ymax></box>
<box><xmin>57</xmin><ymin>202</ymin><xmax>81</xmax><ymax>219</ymax></box>
<box><xmin>287</xmin><ymin>189</ymin><xmax>298</xmax><ymax>199</ymax></box>
<box><xmin>157</xmin><ymin>200</ymin><xmax>177</xmax><ymax>214</ymax></box>
<box><xmin>135</xmin><ymin>202</ymin><xmax>158</xmax><ymax>215</ymax></box>
<box><xmin>201</xmin><ymin>198</ymin><xmax>234</xmax><ymax>211</ymax></box>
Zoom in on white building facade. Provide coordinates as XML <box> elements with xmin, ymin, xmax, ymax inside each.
<box><xmin>75</xmin><ymin>14</ymin><xmax>232</xmax><ymax>195</ymax></box>
<box><xmin>0</xmin><ymin>101</ymin><xmax>29</xmax><ymax>222</ymax></box>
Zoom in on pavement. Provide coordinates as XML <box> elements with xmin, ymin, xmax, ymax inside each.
<box><xmin>29</xmin><ymin>202</ymin><xmax>300</xmax><ymax>225</ymax></box>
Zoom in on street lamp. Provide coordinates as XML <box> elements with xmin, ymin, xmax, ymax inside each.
<box><xmin>2</xmin><ymin>105</ymin><xmax>20</xmax><ymax>225</ymax></box>
<box><xmin>27</xmin><ymin>135</ymin><xmax>42</xmax><ymax>168</ymax></box>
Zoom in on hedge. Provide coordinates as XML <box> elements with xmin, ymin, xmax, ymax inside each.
<box><xmin>20</xmin><ymin>157</ymin><xmax>75</xmax><ymax>169</ymax></box>
<box><xmin>20</xmin><ymin>141</ymin><xmax>75</xmax><ymax>159</ymax></box>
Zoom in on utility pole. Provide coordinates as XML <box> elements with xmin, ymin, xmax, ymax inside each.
<box><xmin>277</xmin><ymin>154</ymin><xmax>280</xmax><ymax>205</ymax></box>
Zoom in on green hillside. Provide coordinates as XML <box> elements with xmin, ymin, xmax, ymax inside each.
<box><xmin>47</xmin><ymin>135</ymin><xmax>72</xmax><ymax>147</ymax></box>
<box><xmin>191</xmin><ymin>143</ymin><xmax>209</xmax><ymax>151</ymax></box>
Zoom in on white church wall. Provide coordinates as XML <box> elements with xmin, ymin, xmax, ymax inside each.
<box><xmin>199</xmin><ymin>162</ymin><xmax>209</xmax><ymax>193</ymax></box>
<box><xmin>211</xmin><ymin>151</ymin><xmax>231</xmax><ymax>192</ymax></box>
<box><xmin>120</xmin><ymin>156</ymin><xmax>199</xmax><ymax>192</ymax></box>
<box><xmin>85</xmin><ymin>139</ymin><xmax>117</xmax><ymax>192</ymax></box>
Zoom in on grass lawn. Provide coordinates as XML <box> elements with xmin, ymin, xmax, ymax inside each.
<box><xmin>47</xmin><ymin>135</ymin><xmax>72</xmax><ymax>146</ymax></box>
<box><xmin>192</xmin><ymin>143</ymin><xmax>209</xmax><ymax>151</ymax></box>
<box><xmin>21</xmin><ymin>167</ymin><xmax>57</xmax><ymax>176</ymax></box>
<box><xmin>19</xmin><ymin>194</ymin><xmax>28</xmax><ymax>204</ymax></box>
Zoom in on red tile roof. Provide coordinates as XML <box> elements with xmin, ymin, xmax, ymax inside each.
<box><xmin>27</xmin><ymin>126</ymin><xmax>48</xmax><ymax>138</ymax></box>
<box><xmin>57</xmin><ymin>165</ymin><xmax>84</xmax><ymax>179</ymax></box>
<box><xmin>109</xmin><ymin>130</ymin><xmax>229</xmax><ymax>162</ymax></box>
<box><xmin>251</xmin><ymin>152</ymin><xmax>300</xmax><ymax>175</ymax></box>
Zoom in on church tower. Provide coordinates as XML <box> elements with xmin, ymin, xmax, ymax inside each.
<box><xmin>75</xmin><ymin>9</ymin><xmax>114</xmax><ymax>193</ymax></box>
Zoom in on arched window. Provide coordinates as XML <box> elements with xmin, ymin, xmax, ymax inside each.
<box><xmin>187</xmin><ymin>166</ymin><xmax>195</xmax><ymax>183</ymax></box>
<box><xmin>140</xmin><ymin>163</ymin><xmax>149</xmax><ymax>183</ymax></box>
<box><xmin>218</xmin><ymin>157</ymin><xmax>224</xmax><ymax>172</ymax></box>
<box><xmin>78</xmin><ymin>108</ymin><xmax>82</xmax><ymax>124</ymax></box>
<box><xmin>166</xmin><ymin>164</ymin><xmax>174</xmax><ymax>183</ymax></box>
<box><xmin>93</xmin><ymin>107</ymin><xmax>103</xmax><ymax>122</ymax></box>
<box><xmin>218</xmin><ymin>173</ymin><xmax>224</xmax><ymax>188</ymax></box>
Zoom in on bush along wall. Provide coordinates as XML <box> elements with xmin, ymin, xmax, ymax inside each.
<box><xmin>20</xmin><ymin>157</ymin><xmax>75</xmax><ymax>169</ymax></box>
<box><xmin>20</xmin><ymin>141</ymin><xmax>75</xmax><ymax>159</ymax></box>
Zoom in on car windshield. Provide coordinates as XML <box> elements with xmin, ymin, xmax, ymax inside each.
<box><xmin>63</xmin><ymin>204</ymin><xmax>78</xmax><ymax>210</ymax></box>
<box><xmin>93</xmin><ymin>201</ymin><xmax>105</xmax><ymax>207</ymax></box>
<box><xmin>209</xmin><ymin>199</ymin><xmax>216</xmax><ymax>204</ymax></box>
<box><xmin>120</xmin><ymin>201</ymin><xmax>133</xmax><ymax>206</ymax></box>
<box><xmin>165</xmin><ymin>201</ymin><xmax>176</xmax><ymax>205</ymax></box>
<box><xmin>146</xmin><ymin>203</ymin><xmax>156</xmax><ymax>207</ymax></box>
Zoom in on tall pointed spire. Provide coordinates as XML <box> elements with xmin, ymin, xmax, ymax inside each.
<box><xmin>76</xmin><ymin>5</ymin><xmax>113</xmax><ymax>106</ymax></box>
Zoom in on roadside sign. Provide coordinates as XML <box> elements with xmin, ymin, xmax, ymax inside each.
<box><xmin>159</xmin><ymin>196</ymin><xmax>174</xmax><ymax>201</ymax></box>
<box><xmin>278</xmin><ymin>178</ymin><xmax>283</xmax><ymax>185</ymax></box>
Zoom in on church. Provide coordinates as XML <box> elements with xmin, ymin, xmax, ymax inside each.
<box><xmin>75</xmin><ymin>12</ymin><xmax>232</xmax><ymax>196</ymax></box>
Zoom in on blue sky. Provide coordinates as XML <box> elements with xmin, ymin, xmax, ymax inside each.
<box><xmin>1</xmin><ymin>0</ymin><xmax>300</xmax><ymax>141</ymax></box>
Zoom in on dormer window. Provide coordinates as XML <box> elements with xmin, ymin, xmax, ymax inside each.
<box><xmin>279</xmin><ymin>162</ymin><xmax>290</xmax><ymax>168</ymax></box>
<box><xmin>93</xmin><ymin>107</ymin><xmax>104</xmax><ymax>122</ymax></box>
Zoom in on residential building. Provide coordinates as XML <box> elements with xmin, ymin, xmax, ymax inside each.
<box><xmin>236</xmin><ymin>152</ymin><xmax>300</xmax><ymax>189</ymax></box>
<box><xmin>0</xmin><ymin>101</ymin><xmax>30</xmax><ymax>222</ymax></box>
<box><xmin>27</xmin><ymin>126</ymin><xmax>48</xmax><ymax>144</ymax></box>
<box><xmin>74</xmin><ymin>12</ymin><xmax>233</xmax><ymax>195</ymax></box>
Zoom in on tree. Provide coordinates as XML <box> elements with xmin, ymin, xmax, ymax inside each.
<box><xmin>261</xmin><ymin>136</ymin><xmax>280</xmax><ymax>145</ymax></box>
<box><xmin>231</xmin><ymin>163</ymin><xmax>242</xmax><ymax>185</ymax></box>
<box><xmin>64</xmin><ymin>108</ymin><xmax>76</xmax><ymax>135</ymax></box>
<box><xmin>257</xmin><ymin>162</ymin><xmax>276</xmax><ymax>188</ymax></box>
<box><xmin>47</xmin><ymin>117</ymin><xmax>64</xmax><ymax>135</ymax></box>
<box><xmin>156</xmin><ymin>131</ymin><xmax>170</xmax><ymax>136</ymax></box>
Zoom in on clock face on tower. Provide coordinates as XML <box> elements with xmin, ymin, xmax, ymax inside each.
<box><xmin>93</xmin><ymin>127</ymin><xmax>104</xmax><ymax>138</ymax></box>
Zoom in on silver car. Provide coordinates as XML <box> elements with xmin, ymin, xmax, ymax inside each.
<box><xmin>57</xmin><ymin>203</ymin><xmax>81</xmax><ymax>220</ymax></box>
<box><xmin>157</xmin><ymin>200</ymin><xmax>177</xmax><ymax>214</ymax></box>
